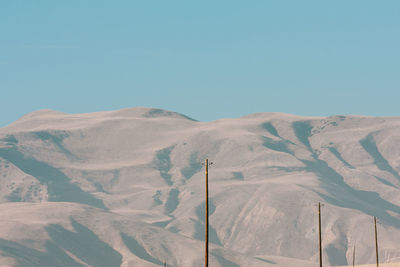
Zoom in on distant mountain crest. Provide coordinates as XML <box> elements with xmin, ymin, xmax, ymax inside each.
<box><xmin>1</xmin><ymin>107</ymin><xmax>400</xmax><ymax>266</ymax></box>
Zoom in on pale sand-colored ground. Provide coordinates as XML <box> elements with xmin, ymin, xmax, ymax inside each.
<box><xmin>336</xmin><ymin>263</ymin><xmax>400</xmax><ymax>267</ymax></box>
<box><xmin>2</xmin><ymin>108</ymin><xmax>400</xmax><ymax>266</ymax></box>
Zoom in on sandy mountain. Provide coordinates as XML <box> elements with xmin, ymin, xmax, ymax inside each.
<box><xmin>1</xmin><ymin>107</ymin><xmax>400</xmax><ymax>266</ymax></box>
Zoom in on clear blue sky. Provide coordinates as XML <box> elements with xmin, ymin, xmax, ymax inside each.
<box><xmin>1</xmin><ymin>1</ymin><xmax>399</xmax><ymax>126</ymax></box>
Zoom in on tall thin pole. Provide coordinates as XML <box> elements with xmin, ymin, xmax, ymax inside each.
<box><xmin>374</xmin><ymin>216</ymin><xmax>379</xmax><ymax>267</ymax></box>
<box><xmin>205</xmin><ymin>159</ymin><xmax>209</xmax><ymax>267</ymax></box>
<box><xmin>318</xmin><ymin>202</ymin><xmax>322</xmax><ymax>267</ymax></box>
<box><xmin>352</xmin><ymin>244</ymin><xmax>355</xmax><ymax>267</ymax></box>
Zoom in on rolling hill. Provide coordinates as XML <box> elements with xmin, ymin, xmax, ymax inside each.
<box><xmin>1</xmin><ymin>107</ymin><xmax>400</xmax><ymax>266</ymax></box>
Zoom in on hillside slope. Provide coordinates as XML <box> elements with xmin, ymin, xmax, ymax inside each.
<box><xmin>1</xmin><ymin>107</ymin><xmax>400</xmax><ymax>266</ymax></box>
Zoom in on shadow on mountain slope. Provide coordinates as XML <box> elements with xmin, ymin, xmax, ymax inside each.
<box><xmin>165</xmin><ymin>188</ymin><xmax>179</xmax><ymax>214</ymax></box>
<box><xmin>326</xmin><ymin>240</ymin><xmax>348</xmax><ymax>266</ymax></box>
<box><xmin>254</xmin><ymin>256</ymin><xmax>276</xmax><ymax>264</ymax></box>
<box><xmin>262</xmin><ymin>136</ymin><xmax>292</xmax><ymax>155</ymax></box>
<box><xmin>292</xmin><ymin>121</ymin><xmax>313</xmax><ymax>151</ymax></box>
<box><xmin>328</xmin><ymin>147</ymin><xmax>355</xmax><ymax>169</ymax></box>
<box><xmin>33</xmin><ymin>131</ymin><xmax>78</xmax><ymax>161</ymax></box>
<box><xmin>196</xmin><ymin>199</ymin><xmax>216</xmax><ymax>222</ymax></box>
<box><xmin>0</xmin><ymin>147</ymin><xmax>105</xmax><ymax>209</ymax></box>
<box><xmin>291</xmin><ymin>121</ymin><xmax>400</xmax><ymax>229</ymax></box>
<box><xmin>0</xmin><ymin>238</ymin><xmax>86</xmax><ymax>267</ymax></box>
<box><xmin>46</xmin><ymin>219</ymin><xmax>122</xmax><ymax>267</ymax></box>
<box><xmin>193</xmin><ymin>219</ymin><xmax>222</xmax><ymax>246</ymax></box>
<box><xmin>211</xmin><ymin>250</ymin><xmax>240</xmax><ymax>267</ymax></box>
<box><xmin>0</xmin><ymin>135</ymin><xmax>18</xmax><ymax>145</ymax></box>
<box><xmin>0</xmin><ymin>219</ymin><xmax>122</xmax><ymax>267</ymax></box>
<box><xmin>121</xmin><ymin>232</ymin><xmax>164</xmax><ymax>266</ymax></box>
<box><xmin>232</xmin><ymin>171</ymin><xmax>244</xmax><ymax>180</ymax></box>
<box><xmin>152</xmin><ymin>146</ymin><xmax>175</xmax><ymax>186</ymax></box>
<box><xmin>261</xmin><ymin>122</ymin><xmax>280</xmax><ymax>137</ymax></box>
<box><xmin>181</xmin><ymin>152</ymin><xmax>202</xmax><ymax>180</ymax></box>
<box><xmin>143</xmin><ymin>108</ymin><xmax>197</xmax><ymax>121</ymax></box>
<box><xmin>360</xmin><ymin>134</ymin><xmax>400</xmax><ymax>182</ymax></box>
<box><xmin>193</xmin><ymin>199</ymin><xmax>222</xmax><ymax>245</ymax></box>
<box><xmin>374</xmin><ymin>176</ymin><xmax>398</xmax><ymax>189</ymax></box>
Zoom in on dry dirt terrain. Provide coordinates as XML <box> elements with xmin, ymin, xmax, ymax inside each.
<box><xmin>1</xmin><ymin>107</ymin><xmax>400</xmax><ymax>266</ymax></box>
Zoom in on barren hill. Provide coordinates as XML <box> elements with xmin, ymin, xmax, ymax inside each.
<box><xmin>1</xmin><ymin>108</ymin><xmax>400</xmax><ymax>266</ymax></box>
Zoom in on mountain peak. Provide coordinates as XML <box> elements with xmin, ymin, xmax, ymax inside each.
<box><xmin>105</xmin><ymin>107</ymin><xmax>197</xmax><ymax>121</ymax></box>
<box><xmin>18</xmin><ymin>109</ymin><xmax>67</xmax><ymax>120</ymax></box>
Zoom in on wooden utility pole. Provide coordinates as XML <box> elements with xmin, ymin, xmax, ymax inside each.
<box><xmin>352</xmin><ymin>244</ymin><xmax>355</xmax><ymax>267</ymax></box>
<box><xmin>205</xmin><ymin>159</ymin><xmax>209</xmax><ymax>267</ymax></box>
<box><xmin>374</xmin><ymin>216</ymin><xmax>379</xmax><ymax>267</ymax></box>
<box><xmin>318</xmin><ymin>202</ymin><xmax>322</xmax><ymax>267</ymax></box>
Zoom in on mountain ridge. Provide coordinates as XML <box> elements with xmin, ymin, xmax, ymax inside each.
<box><xmin>1</xmin><ymin>107</ymin><xmax>400</xmax><ymax>266</ymax></box>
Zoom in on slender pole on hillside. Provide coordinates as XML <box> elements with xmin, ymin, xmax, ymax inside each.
<box><xmin>352</xmin><ymin>244</ymin><xmax>355</xmax><ymax>267</ymax></box>
<box><xmin>205</xmin><ymin>158</ymin><xmax>209</xmax><ymax>267</ymax></box>
<box><xmin>375</xmin><ymin>216</ymin><xmax>379</xmax><ymax>267</ymax></box>
<box><xmin>318</xmin><ymin>202</ymin><xmax>322</xmax><ymax>267</ymax></box>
